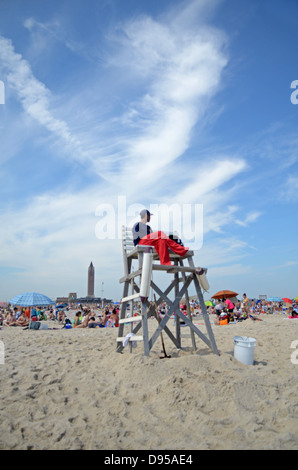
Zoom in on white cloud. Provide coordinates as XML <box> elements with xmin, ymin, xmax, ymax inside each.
<box><xmin>104</xmin><ymin>9</ymin><xmax>229</xmax><ymax>192</ymax></box>
<box><xmin>0</xmin><ymin>37</ymin><xmax>75</xmax><ymax>142</ymax></box>
<box><xmin>0</xmin><ymin>35</ymin><xmax>100</xmax><ymax>176</ymax></box>
<box><xmin>208</xmin><ymin>263</ymin><xmax>252</xmax><ymax>278</ymax></box>
<box><xmin>176</xmin><ymin>158</ymin><xmax>247</xmax><ymax>203</ymax></box>
<box><xmin>0</xmin><ymin>3</ymin><xmax>230</xmax><ymax>200</ymax></box>
<box><xmin>235</xmin><ymin>211</ymin><xmax>262</xmax><ymax>227</ymax></box>
<box><xmin>281</xmin><ymin>261</ymin><xmax>298</xmax><ymax>267</ymax></box>
<box><xmin>0</xmin><ymin>187</ymin><xmax>125</xmax><ymax>300</ymax></box>
<box><xmin>23</xmin><ymin>17</ymin><xmax>83</xmax><ymax>56</ymax></box>
<box><xmin>280</xmin><ymin>175</ymin><xmax>298</xmax><ymax>202</ymax></box>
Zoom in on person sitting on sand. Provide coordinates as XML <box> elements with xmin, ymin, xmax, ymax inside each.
<box><xmin>81</xmin><ymin>308</ymin><xmax>91</xmax><ymax>322</ymax></box>
<box><xmin>57</xmin><ymin>310</ymin><xmax>65</xmax><ymax>325</ymax></box>
<box><xmin>233</xmin><ymin>307</ymin><xmax>241</xmax><ymax>321</ymax></box>
<box><xmin>38</xmin><ymin>310</ymin><xmax>47</xmax><ymax>321</ymax></box>
<box><xmin>13</xmin><ymin>307</ymin><xmax>21</xmax><ymax>320</ymax></box>
<box><xmin>209</xmin><ymin>306</ymin><xmax>216</xmax><ymax>316</ymax></box>
<box><xmin>47</xmin><ymin>310</ymin><xmax>55</xmax><ymax>321</ymax></box>
<box><xmin>73</xmin><ymin>311</ymin><xmax>91</xmax><ymax>328</ymax></box>
<box><xmin>105</xmin><ymin>317</ymin><xmax>115</xmax><ymax>327</ymax></box>
<box><xmin>110</xmin><ymin>309</ymin><xmax>119</xmax><ymax>327</ymax></box>
<box><xmin>104</xmin><ymin>308</ymin><xmax>119</xmax><ymax>328</ymax></box>
<box><xmin>97</xmin><ymin>309</ymin><xmax>108</xmax><ymax>327</ymax></box>
<box><xmin>215</xmin><ymin>300</ymin><xmax>224</xmax><ymax>316</ymax></box>
<box><xmin>72</xmin><ymin>311</ymin><xmax>83</xmax><ymax>328</ymax></box>
<box><xmin>87</xmin><ymin>316</ymin><xmax>102</xmax><ymax>328</ymax></box>
<box><xmin>8</xmin><ymin>311</ymin><xmax>29</xmax><ymax>327</ymax></box>
<box><xmin>18</xmin><ymin>314</ymin><xmax>29</xmax><ymax>327</ymax></box>
<box><xmin>102</xmin><ymin>306</ymin><xmax>110</xmax><ymax>318</ymax></box>
<box><xmin>3</xmin><ymin>311</ymin><xmax>16</xmax><ymax>326</ymax></box>
<box><xmin>288</xmin><ymin>307</ymin><xmax>298</xmax><ymax>318</ymax></box>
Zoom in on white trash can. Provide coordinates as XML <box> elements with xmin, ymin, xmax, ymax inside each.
<box><xmin>234</xmin><ymin>336</ymin><xmax>256</xmax><ymax>365</ymax></box>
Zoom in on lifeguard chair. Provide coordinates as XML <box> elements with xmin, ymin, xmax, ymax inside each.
<box><xmin>116</xmin><ymin>226</ymin><xmax>219</xmax><ymax>356</ymax></box>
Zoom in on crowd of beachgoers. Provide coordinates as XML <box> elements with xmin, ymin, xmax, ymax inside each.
<box><xmin>1</xmin><ymin>294</ymin><xmax>297</xmax><ymax>330</ymax></box>
<box><xmin>207</xmin><ymin>296</ymin><xmax>298</xmax><ymax>325</ymax></box>
<box><xmin>0</xmin><ymin>304</ymin><xmax>119</xmax><ymax>329</ymax></box>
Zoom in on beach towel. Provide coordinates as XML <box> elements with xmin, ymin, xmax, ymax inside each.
<box><xmin>123</xmin><ymin>333</ymin><xmax>137</xmax><ymax>348</ymax></box>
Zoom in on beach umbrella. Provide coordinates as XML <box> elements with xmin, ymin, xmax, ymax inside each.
<box><xmin>9</xmin><ymin>292</ymin><xmax>55</xmax><ymax>307</ymax></box>
<box><xmin>294</xmin><ymin>296</ymin><xmax>298</xmax><ymax>301</ymax></box>
<box><xmin>282</xmin><ymin>298</ymin><xmax>293</xmax><ymax>304</ymax></box>
<box><xmin>267</xmin><ymin>297</ymin><xmax>282</xmax><ymax>302</ymax></box>
<box><xmin>211</xmin><ymin>290</ymin><xmax>238</xmax><ymax>299</ymax></box>
<box><xmin>205</xmin><ymin>300</ymin><xmax>214</xmax><ymax>307</ymax></box>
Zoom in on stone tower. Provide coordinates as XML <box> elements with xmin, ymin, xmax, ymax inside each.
<box><xmin>87</xmin><ymin>262</ymin><xmax>95</xmax><ymax>298</ymax></box>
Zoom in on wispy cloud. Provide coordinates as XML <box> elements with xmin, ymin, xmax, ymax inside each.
<box><xmin>235</xmin><ymin>211</ymin><xmax>262</xmax><ymax>227</ymax></box>
<box><xmin>106</xmin><ymin>12</ymin><xmax>229</xmax><ymax>192</ymax></box>
<box><xmin>280</xmin><ymin>175</ymin><xmax>298</xmax><ymax>202</ymax></box>
<box><xmin>176</xmin><ymin>158</ymin><xmax>247</xmax><ymax>204</ymax></box>
<box><xmin>209</xmin><ymin>263</ymin><xmax>252</xmax><ymax>278</ymax></box>
<box><xmin>1</xmin><ymin>3</ymin><xmax>232</xmax><ymax>203</ymax></box>
<box><xmin>23</xmin><ymin>17</ymin><xmax>85</xmax><ymax>57</ymax></box>
<box><xmin>0</xmin><ymin>36</ymin><xmax>81</xmax><ymax>151</ymax></box>
<box><xmin>280</xmin><ymin>261</ymin><xmax>298</xmax><ymax>267</ymax></box>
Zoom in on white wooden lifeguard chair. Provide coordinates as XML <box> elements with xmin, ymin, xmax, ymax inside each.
<box><xmin>116</xmin><ymin>226</ymin><xmax>219</xmax><ymax>357</ymax></box>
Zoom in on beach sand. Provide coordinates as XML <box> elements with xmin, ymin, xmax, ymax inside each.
<box><xmin>0</xmin><ymin>313</ymin><xmax>297</xmax><ymax>450</ymax></box>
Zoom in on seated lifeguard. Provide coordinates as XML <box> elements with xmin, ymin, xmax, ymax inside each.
<box><xmin>132</xmin><ymin>209</ymin><xmax>189</xmax><ymax>266</ymax></box>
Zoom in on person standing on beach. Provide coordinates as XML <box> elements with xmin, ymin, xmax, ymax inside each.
<box><xmin>225</xmin><ymin>298</ymin><xmax>235</xmax><ymax>322</ymax></box>
<box><xmin>242</xmin><ymin>293</ymin><xmax>250</xmax><ymax>315</ymax></box>
<box><xmin>24</xmin><ymin>307</ymin><xmax>31</xmax><ymax>319</ymax></box>
<box><xmin>132</xmin><ymin>209</ymin><xmax>189</xmax><ymax>265</ymax></box>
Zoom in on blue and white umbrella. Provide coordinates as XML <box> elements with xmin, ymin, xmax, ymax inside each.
<box><xmin>267</xmin><ymin>297</ymin><xmax>282</xmax><ymax>302</ymax></box>
<box><xmin>9</xmin><ymin>292</ymin><xmax>55</xmax><ymax>307</ymax></box>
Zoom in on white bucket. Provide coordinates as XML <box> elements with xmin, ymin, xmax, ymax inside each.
<box><xmin>234</xmin><ymin>336</ymin><xmax>256</xmax><ymax>365</ymax></box>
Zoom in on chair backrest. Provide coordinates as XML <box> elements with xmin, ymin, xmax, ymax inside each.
<box><xmin>121</xmin><ymin>226</ymin><xmax>156</xmax><ymax>275</ymax></box>
<box><xmin>122</xmin><ymin>226</ymin><xmax>135</xmax><ymax>254</ymax></box>
<box><xmin>121</xmin><ymin>226</ymin><xmax>135</xmax><ymax>276</ymax></box>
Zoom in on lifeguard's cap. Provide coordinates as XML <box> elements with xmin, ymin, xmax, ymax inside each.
<box><xmin>140</xmin><ymin>209</ymin><xmax>153</xmax><ymax>218</ymax></box>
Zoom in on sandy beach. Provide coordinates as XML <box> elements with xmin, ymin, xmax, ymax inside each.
<box><xmin>0</xmin><ymin>312</ymin><xmax>297</xmax><ymax>450</ymax></box>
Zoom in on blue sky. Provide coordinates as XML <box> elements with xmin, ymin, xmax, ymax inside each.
<box><xmin>0</xmin><ymin>0</ymin><xmax>298</xmax><ymax>302</ymax></box>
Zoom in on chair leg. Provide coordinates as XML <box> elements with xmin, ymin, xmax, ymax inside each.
<box><xmin>142</xmin><ymin>303</ymin><xmax>150</xmax><ymax>356</ymax></box>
